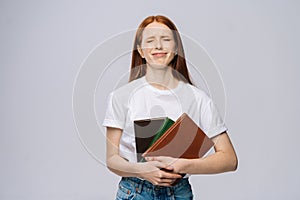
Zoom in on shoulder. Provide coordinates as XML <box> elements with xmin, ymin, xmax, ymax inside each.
<box><xmin>109</xmin><ymin>76</ymin><xmax>145</xmax><ymax>101</ymax></box>
<box><xmin>183</xmin><ymin>83</ymin><xmax>212</xmax><ymax>102</ymax></box>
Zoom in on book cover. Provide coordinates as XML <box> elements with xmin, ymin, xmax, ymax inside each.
<box><xmin>134</xmin><ymin>117</ymin><xmax>173</xmax><ymax>162</ymax></box>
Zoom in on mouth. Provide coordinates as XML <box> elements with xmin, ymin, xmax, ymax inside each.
<box><xmin>152</xmin><ymin>52</ymin><xmax>167</xmax><ymax>57</ymax></box>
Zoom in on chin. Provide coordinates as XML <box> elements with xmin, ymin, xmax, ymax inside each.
<box><xmin>149</xmin><ymin>63</ymin><xmax>171</xmax><ymax>69</ymax></box>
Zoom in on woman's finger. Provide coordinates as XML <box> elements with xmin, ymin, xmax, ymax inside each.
<box><xmin>147</xmin><ymin>160</ymin><xmax>175</xmax><ymax>172</ymax></box>
<box><xmin>159</xmin><ymin>178</ymin><xmax>176</xmax><ymax>183</ymax></box>
<box><xmin>145</xmin><ymin>157</ymin><xmax>154</xmax><ymax>161</ymax></box>
<box><xmin>160</xmin><ymin>170</ymin><xmax>182</xmax><ymax>179</ymax></box>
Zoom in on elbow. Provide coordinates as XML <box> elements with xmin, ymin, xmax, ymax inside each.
<box><xmin>107</xmin><ymin>166</ymin><xmax>117</xmax><ymax>174</ymax></box>
<box><xmin>106</xmin><ymin>158</ymin><xmax>114</xmax><ymax>172</ymax></box>
<box><xmin>222</xmin><ymin>151</ymin><xmax>238</xmax><ymax>172</ymax></box>
<box><xmin>106</xmin><ymin>160</ymin><xmax>119</xmax><ymax>175</ymax></box>
<box><xmin>106</xmin><ymin>157</ymin><xmax>122</xmax><ymax>176</ymax></box>
<box><xmin>229</xmin><ymin>154</ymin><xmax>238</xmax><ymax>172</ymax></box>
<box><xmin>106</xmin><ymin>163</ymin><xmax>113</xmax><ymax>172</ymax></box>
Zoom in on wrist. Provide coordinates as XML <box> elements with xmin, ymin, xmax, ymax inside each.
<box><xmin>176</xmin><ymin>158</ymin><xmax>191</xmax><ymax>174</ymax></box>
<box><xmin>134</xmin><ymin>162</ymin><xmax>146</xmax><ymax>179</ymax></box>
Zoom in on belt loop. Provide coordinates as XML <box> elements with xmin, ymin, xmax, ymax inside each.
<box><xmin>167</xmin><ymin>187</ymin><xmax>173</xmax><ymax>196</ymax></box>
<box><xmin>135</xmin><ymin>179</ymin><xmax>144</xmax><ymax>194</ymax></box>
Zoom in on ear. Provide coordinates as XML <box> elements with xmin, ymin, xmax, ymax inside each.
<box><xmin>137</xmin><ymin>45</ymin><xmax>144</xmax><ymax>58</ymax></box>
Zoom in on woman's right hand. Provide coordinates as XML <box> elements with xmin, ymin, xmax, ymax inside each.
<box><xmin>137</xmin><ymin>161</ymin><xmax>183</xmax><ymax>186</ymax></box>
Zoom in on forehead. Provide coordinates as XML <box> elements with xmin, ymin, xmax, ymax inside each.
<box><xmin>142</xmin><ymin>22</ymin><xmax>174</xmax><ymax>38</ymax></box>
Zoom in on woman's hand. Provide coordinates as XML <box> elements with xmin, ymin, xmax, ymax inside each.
<box><xmin>138</xmin><ymin>160</ymin><xmax>183</xmax><ymax>186</ymax></box>
<box><xmin>145</xmin><ymin>156</ymin><xmax>187</xmax><ymax>174</ymax></box>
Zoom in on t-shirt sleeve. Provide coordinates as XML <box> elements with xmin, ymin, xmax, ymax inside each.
<box><xmin>102</xmin><ymin>92</ymin><xmax>126</xmax><ymax>129</ymax></box>
<box><xmin>200</xmin><ymin>99</ymin><xmax>227</xmax><ymax>138</ymax></box>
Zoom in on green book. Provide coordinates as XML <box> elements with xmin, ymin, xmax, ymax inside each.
<box><xmin>140</xmin><ymin>118</ymin><xmax>175</xmax><ymax>162</ymax></box>
<box><xmin>148</xmin><ymin>117</ymin><xmax>175</xmax><ymax>148</ymax></box>
<box><xmin>134</xmin><ymin>117</ymin><xmax>175</xmax><ymax>162</ymax></box>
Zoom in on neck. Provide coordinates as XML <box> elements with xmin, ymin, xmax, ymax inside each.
<box><xmin>145</xmin><ymin>64</ymin><xmax>179</xmax><ymax>90</ymax></box>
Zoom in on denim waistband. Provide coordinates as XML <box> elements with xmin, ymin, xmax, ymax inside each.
<box><xmin>121</xmin><ymin>177</ymin><xmax>189</xmax><ymax>191</ymax></box>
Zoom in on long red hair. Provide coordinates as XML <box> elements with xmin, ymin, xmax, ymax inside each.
<box><xmin>129</xmin><ymin>15</ymin><xmax>193</xmax><ymax>85</ymax></box>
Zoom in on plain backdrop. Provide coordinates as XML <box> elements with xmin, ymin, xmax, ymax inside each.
<box><xmin>1</xmin><ymin>0</ymin><xmax>299</xmax><ymax>199</ymax></box>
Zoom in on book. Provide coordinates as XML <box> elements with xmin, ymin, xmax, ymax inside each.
<box><xmin>148</xmin><ymin>117</ymin><xmax>175</xmax><ymax>147</ymax></box>
<box><xmin>133</xmin><ymin>117</ymin><xmax>174</xmax><ymax>162</ymax></box>
<box><xmin>143</xmin><ymin>113</ymin><xmax>214</xmax><ymax>159</ymax></box>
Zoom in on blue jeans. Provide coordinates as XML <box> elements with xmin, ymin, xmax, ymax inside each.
<box><xmin>116</xmin><ymin>177</ymin><xmax>193</xmax><ymax>200</ymax></box>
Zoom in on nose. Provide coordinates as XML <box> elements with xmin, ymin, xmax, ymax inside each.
<box><xmin>155</xmin><ymin>40</ymin><xmax>162</xmax><ymax>49</ymax></box>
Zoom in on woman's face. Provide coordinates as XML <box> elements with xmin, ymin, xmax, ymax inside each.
<box><xmin>138</xmin><ymin>22</ymin><xmax>177</xmax><ymax>68</ymax></box>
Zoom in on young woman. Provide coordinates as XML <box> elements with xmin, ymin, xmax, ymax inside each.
<box><xmin>103</xmin><ymin>15</ymin><xmax>238</xmax><ymax>200</ymax></box>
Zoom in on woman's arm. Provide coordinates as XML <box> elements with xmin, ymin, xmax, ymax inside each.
<box><xmin>146</xmin><ymin>132</ymin><xmax>238</xmax><ymax>174</ymax></box>
<box><xmin>106</xmin><ymin>127</ymin><xmax>182</xmax><ymax>186</ymax></box>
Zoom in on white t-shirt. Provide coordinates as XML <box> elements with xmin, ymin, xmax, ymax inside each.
<box><xmin>102</xmin><ymin>76</ymin><xmax>227</xmax><ymax>163</ymax></box>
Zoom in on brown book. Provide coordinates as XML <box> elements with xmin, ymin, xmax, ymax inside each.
<box><xmin>142</xmin><ymin>113</ymin><xmax>214</xmax><ymax>159</ymax></box>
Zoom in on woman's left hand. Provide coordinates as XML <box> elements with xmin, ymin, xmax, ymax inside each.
<box><xmin>145</xmin><ymin>156</ymin><xmax>186</xmax><ymax>174</ymax></box>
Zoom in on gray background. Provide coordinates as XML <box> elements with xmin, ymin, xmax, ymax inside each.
<box><xmin>1</xmin><ymin>0</ymin><xmax>299</xmax><ymax>199</ymax></box>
